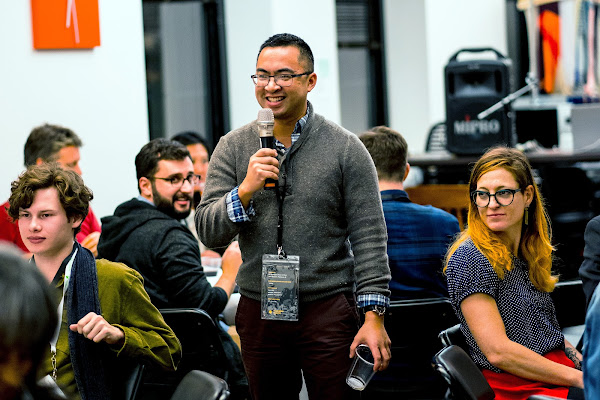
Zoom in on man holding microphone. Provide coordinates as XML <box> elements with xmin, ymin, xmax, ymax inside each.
<box><xmin>197</xmin><ymin>33</ymin><xmax>391</xmax><ymax>399</ymax></box>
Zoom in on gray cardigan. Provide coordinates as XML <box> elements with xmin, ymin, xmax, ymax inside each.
<box><xmin>197</xmin><ymin>102</ymin><xmax>390</xmax><ymax>302</ymax></box>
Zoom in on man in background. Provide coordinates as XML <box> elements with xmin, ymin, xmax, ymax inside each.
<box><xmin>171</xmin><ymin>131</ymin><xmax>220</xmax><ymax>256</ymax></box>
<box><xmin>97</xmin><ymin>138</ymin><xmax>247</xmax><ymax>398</ymax></box>
<box><xmin>98</xmin><ymin>138</ymin><xmax>239</xmax><ymax>313</ymax></box>
<box><xmin>360</xmin><ymin>126</ymin><xmax>460</xmax><ymax>300</ymax></box>
<box><xmin>171</xmin><ymin>131</ymin><xmax>211</xmax><ymax>202</ymax></box>
<box><xmin>579</xmin><ymin>215</ymin><xmax>600</xmax><ymax>306</ymax></box>
<box><xmin>0</xmin><ymin>123</ymin><xmax>101</xmax><ymax>256</ymax></box>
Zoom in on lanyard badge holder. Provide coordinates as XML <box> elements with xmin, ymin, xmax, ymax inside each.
<box><xmin>48</xmin><ymin>248</ymin><xmax>78</xmax><ymax>381</ymax></box>
<box><xmin>261</xmin><ymin>180</ymin><xmax>300</xmax><ymax>321</ymax></box>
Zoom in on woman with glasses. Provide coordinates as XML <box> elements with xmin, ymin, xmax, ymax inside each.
<box><xmin>444</xmin><ymin>146</ymin><xmax>584</xmax><ymax>399</ymax></box>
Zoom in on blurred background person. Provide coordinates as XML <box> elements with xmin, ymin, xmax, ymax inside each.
<box><xmin>171</xmin><ymin>131</ymin><xmax>211</xmax><ymax>201</ymax></box>
<box><xmin>360</xmin><ymin>125</ymin><xmax>460</xmax><ymax>300</ymax></box>
<box><xmin>170</xmin><ymin>131</ymin><xmax>224</xmax><ymax>259</ymax></box>
<box><xmin>579</xmin><ymin>215</ymin><xmax>600</xmax><ymax>307</ymax></box>
<box><xmin>0</xmin><ymin>124</ymin><xmax>101</xmax><ymax>256</ymax></box>
<box><xmin>583</xmin><ymin>283</ymin><xmax>600</xmax><ymax>399</ymax></box>
<box><xmin>581</xmin><ymin>215</ymin><xmax>600</xmax><ymax>398</ymax></box>
<box><xmin>0</xmin><ymin>243</ymin><xmax>65</xmax><ymax>400</ymax></box>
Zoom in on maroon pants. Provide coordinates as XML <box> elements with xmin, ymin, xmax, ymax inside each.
<box><xmin>235</xmin><ymin>292</ymin><xmax>361</xmax><ymax>400</ymax></box>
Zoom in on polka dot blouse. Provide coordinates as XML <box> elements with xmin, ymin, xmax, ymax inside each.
<box><xmin>446</xmin><ymin>239</ymin><xmax>564</xmax><ymax>372</ymax></box>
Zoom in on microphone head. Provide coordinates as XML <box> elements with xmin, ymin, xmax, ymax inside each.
<box><xmin>257</xmin><ymin>108</ymin><xmax>274</xmax><ymax>124</ymax></box>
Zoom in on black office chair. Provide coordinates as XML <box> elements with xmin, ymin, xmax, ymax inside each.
<box><xmin>426</xmin><ymin>122</ymin><xmax>448</xmax><ymax>152</ymax></box>
<box><xmin>436</xmin><ymin>324</ymin><xmax>494</xmax><ymax>400</ymax></box>
<box><xmin>433</xmin><ymin>345</ymin><xmax>495</xmax><ymax>400</ymax></box>
<box><xmin>540</xmin><ymin>166</ymin><xmax>595</xmax><ymax>280</ymax></box>
<box><xmin>439</xmin><ymin>323</ymin><xmax>466</xmax><ymax>350</ymax></box>
<box><xmin>108</xmin><ymin>357</ymin><xmax>145</xmax><ymax>400</ymax></box>
<box><xmin>139</xmin><ymin>308</ymin><xmax>229</xmax><ymax>400</ymax></box>
<box><xmin>550</xmin><ymin>279</ymin><xmax>586</xmax><ymax>351</ymax></box>
<box><xmin>362</xmin><ymin>297</ymin><xmax>459</xmax><ymax>399</ymax></box>
<box><xmin>437</xmin><ymin>325</ymin><xmax>566</xmax><ymax>400</ymax></box>
<box><xmin>170</xmin><ymin>370</ymin><xmax>230</xmax><ymax>400</ymax></box>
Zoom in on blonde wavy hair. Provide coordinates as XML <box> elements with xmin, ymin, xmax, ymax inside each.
<box><xmin>444</xmin><ymin>147</ymin><xmax>557</xmax><ymax>292</ymax></box>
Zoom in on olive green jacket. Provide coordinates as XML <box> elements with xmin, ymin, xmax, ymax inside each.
<box><xmin>39</xmin><ymin>259</ymin><xmax>181</xmax><ymax>399</ymax></box>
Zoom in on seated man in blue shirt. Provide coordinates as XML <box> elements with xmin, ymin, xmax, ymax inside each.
<box><xmin>360</xmin><ymin>126</ymin><xmax>460</xmax><ymax>300</ymax></box>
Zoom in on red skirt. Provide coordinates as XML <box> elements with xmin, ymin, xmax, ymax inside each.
<box><xmin>481</xmin><ymin>349</ymin><xmax>574</xmax><ymax>400</ymax></box>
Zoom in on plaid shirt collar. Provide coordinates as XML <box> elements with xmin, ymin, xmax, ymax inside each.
<box><xmin>274</xmin><ymin>105</ymin><xmax>309</xmax><ymax>154</ymax></box>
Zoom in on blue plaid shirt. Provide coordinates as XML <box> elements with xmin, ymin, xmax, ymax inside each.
<box><xmin>381</xmin><ymin>190</ymin><xmax>460</xmax><ymax>301</ymax></box>
<box><xmin>225</xmin><ymin>106</ymin><xmax>388</xmax><ymax>310</ymax></box>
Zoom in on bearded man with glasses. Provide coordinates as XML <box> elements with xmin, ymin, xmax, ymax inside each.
<box><xmin>97</xmin><ymin>139</ymin><xmax>248</xmax><ymax>398</ymax></box>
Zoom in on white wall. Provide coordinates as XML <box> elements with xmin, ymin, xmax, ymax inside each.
<box><xmin>383</xmin><ymin>0</ymin><xmax>507</xmax><ymax>154</ymax></box>
<box><xmin>224</xmin><ymin>0</ymin><xmax>341</xmax><ymax>130</ymax></box>
<box><xmin>0</xmin><ymin>1</ymin><xmax>150</xmax><ymax>220</ymax></box>
<box><xmin>0</xmin><ymin>0</ymin><xmax>509</xmax><ymax>220</ymax></box>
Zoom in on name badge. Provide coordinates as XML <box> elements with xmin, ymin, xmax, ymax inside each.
<box><xmin>261</xmin><ymin>254</ymin><xmax>300</xmax><ymax>321</ymax></box>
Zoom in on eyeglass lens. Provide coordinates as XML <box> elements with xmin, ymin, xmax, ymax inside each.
<box><xmin>157</xmin><ymin>174</ymin><xmax>200</xmax><ymax>187</ymax></box>
<box><xmin>473</xmin><ymin>189</ymin><xmax>518</xmax><ymax>207</ymax></box>
<box><xmin>254</xmin><ymin>75</ymin><xmax>293</xmax><ymax>87</ymax></box>
<box><xmin>183</xmin><ymin>174</ymin><xmax>200</xmax><ymax>186</ymax></box>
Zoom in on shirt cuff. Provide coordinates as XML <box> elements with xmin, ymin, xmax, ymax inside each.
<box><xmin>357</xmin><ymin>293</ymin><xmax>390</xmax><ymax>309</ymax></box>
<box><xmin>226</xmin><ymin>186</ymin><xmax>254</xmax><ymax>223</ymax></box>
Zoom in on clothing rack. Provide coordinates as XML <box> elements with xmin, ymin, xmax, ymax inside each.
<box><xmin>516</xmin><ymin>0</ymin><xmax>600</xmax><ymax>101</ymax></box>
<box><xmin>518</xmin><ymin>0</ymin><xmax>600</xmax><ymax>10</ymax></box>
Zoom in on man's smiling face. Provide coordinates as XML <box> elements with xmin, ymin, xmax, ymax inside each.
<box><xmin>254</xmin><ymin>45</ymin><xmax>316</xmax><ymax>125</ymax></box>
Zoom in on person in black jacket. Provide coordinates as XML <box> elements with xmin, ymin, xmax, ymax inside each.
<box><xmin>97</xmin><ymin>139</ymin><xmax>247</xmax><ymax>398</ymax></box>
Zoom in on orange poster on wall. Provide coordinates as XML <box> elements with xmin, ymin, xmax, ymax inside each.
<box><xmin>31</xmin><ymin>0</ymin><xmax>101</xmax><ymax>49</ymax></box>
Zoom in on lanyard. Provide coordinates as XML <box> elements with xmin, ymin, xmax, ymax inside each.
<box><xmin>49</xmin><ymin>248</ymin><xmax>78</xmax><ymax>380</ymax></box>
<box><xmin>274</xmin><ymin>179</ymin><xmax>287</xmax><ymax>259</ymax></box>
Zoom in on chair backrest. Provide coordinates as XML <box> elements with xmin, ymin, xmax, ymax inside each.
<box><xmin>426</xmin><ymin>122</ymin><xmax>448</xmax><ymax>152</ymax></box>
<box><xmin>433</xmin><ymin>345</ymin><xmax>495</xmax><ymax>400</ymax></box>
<box><xmin>550</xmin><ymin>279</ymin><xmax>587</xmax><ymax>328</ymax></box>
<box><xmin>170</xmin><ymin>370</ymin><xmax>230</xmax><ymax>400</ymax></box>
<box><xmin>109</xmin><ymin>358</ymin><xmax>145</xmax><ymax>400</ymax></box>
<box><xmin>362</xmin><ymin>297</ymin><xmax>459</xmax><ymax>399</ymax></box>
<box><xmin>139</xmin><ymin>308</ymin><xmax>228</xmax><ymax>400</ymax></box>
<box><xmin>405</xmin><ymin>184</ymin><xmax>470</xmax><ymax>229</ymax></box>
<box><xmin>439</xmin><ymin>323</ymin><xmax>468</xmax><ymax>351</ymax></box>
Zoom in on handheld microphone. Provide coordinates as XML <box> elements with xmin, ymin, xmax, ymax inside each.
<box><xmin>257</xmin><ymin>108</ymin><xmax>276</xmax><ymax>189</ymax></box>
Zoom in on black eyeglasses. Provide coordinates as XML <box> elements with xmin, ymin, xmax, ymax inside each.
<box><xmin>152</xmin><ymin>174</ymin><xmax>200</xmax><ymax>188</ymax></box>
<box><xmin>251</xmin><ymin>71</ymin><xmax>313</xmax><ymax>87</ymax></box>
<box><xmin>471</xmin><ymin>188</ymin><xmax>521</xmax><ymax>208</ymax></box>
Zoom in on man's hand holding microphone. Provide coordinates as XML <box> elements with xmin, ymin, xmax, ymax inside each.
<box><xmin>238</xmin><ymin>108</ymin><xmax>279</xmax><ymax>209</ymax></box>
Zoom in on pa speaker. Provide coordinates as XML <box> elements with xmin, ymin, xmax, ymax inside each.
<box><xmin>444</xmin><ymin>48</ymin><xmax>515</xmax><ymax>155</ymax></box>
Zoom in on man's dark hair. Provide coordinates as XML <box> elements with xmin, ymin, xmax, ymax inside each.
<box><xmin>8</xmin><ymin>163</ymin><xmax>92</xmax><ymax>234</ymax></box>
<box><xmin>359</xmin><ymin>126</ymin><xmax>409</xmax><ymax>182</ymax></box>
<box><xmin>258</xmin><ymin>33</ymin><xmax>314</xmax><ymax>72</ymax></box>
<box><xmin>0</xmin><ymin>244</ymin><xmax>57</xmax><ymax>386</ymax></box>
<box><xmin>24</xmin><ymin>123</ymin><xmax>83</xmax><ymax>167</ymax></box>
<box><xmin>135</xmin><ymin>139</ymin><xmax>192</xmax><ymax>193</ymax></box>
<box><xmin>171</xmin><ymin>131</ymin><xmax>212</xmax><ymax>158</ymax></box>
